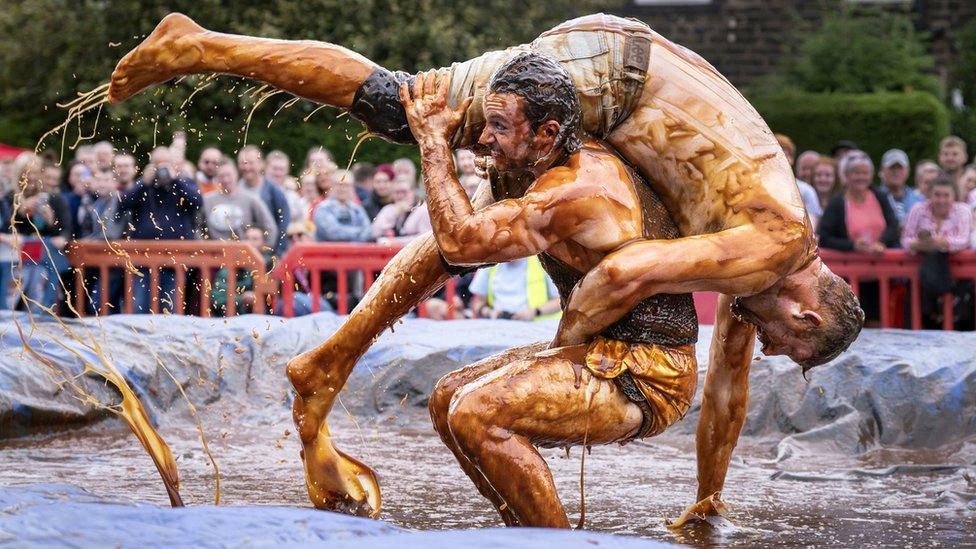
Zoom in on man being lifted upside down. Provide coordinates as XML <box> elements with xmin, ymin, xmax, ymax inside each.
<box><xmin>107</xmin><ymin>13</ymin><xmax>864</xmax><ymax>524</ymax></box>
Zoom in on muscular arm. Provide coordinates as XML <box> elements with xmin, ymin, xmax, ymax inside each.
<box><xmin>402</xmin><ymin>70</ymin><xmax>593</xmax><ymax>266</ymax></box>
<box><xmin>554</xmin><ymin>224</ymin><xmax>801</xmax><ymax>346</ymax></box>
<box><xmin>416</xmin><ymin>138</ymin><xmax>587</xmax><ymax>265</ymax></box>
<box><xmin>696</xmin><ymin>293</ymin><xmax>755</xmax><ymax>501</ymax></box>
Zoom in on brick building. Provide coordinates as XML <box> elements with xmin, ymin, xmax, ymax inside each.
<box><xmin>616</xmin><ymin>0</ymin><xmax>976</xmax><ymax>88</ymax></box>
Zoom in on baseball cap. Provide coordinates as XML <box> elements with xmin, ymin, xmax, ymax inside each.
<box><xmin>881</xmin><ymin>149</ymin><xmax>909</xmax><ymax>169</ymax></box>
<box><xmin>830</xmin><ymin>140</ymin><xmax>858</xmax><ymax>157</ymax></box>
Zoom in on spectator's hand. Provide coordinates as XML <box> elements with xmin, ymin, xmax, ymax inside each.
<box><xmin>142</xmin><ymin>163</ymin><xmax>156</xmax><ymax>184</ymax></box>
<box><xmin>395</xmin><ymin>200</ymin><xmax>413</xmax><ymax>214</ymax></box>
<box><xmin>933</xmin><ymin>236</ymin><xmax>950</xmax><ymax>252</ymax></box>
<box><xmin>17</xmin><ymin>195</ymin><xmax>39</xmax><ymax>214</ymax></box>
<box><xmin>870</xmin><ymin>242</ymin><xmax>885</xmax><ymax>254</ymax></box>
<box><xmin>477</xmin><ymin>305</ymin><xmax>498</xmax><ymax>319</ymax></box>
<box><xmin>240</xmin><ymin>291</ymin><xmax>256</xmax><ymax>306</ymax></box>
<box><xmin>50</xmin><ymin>236</ymin><xmax>66</xmax><ymax>250</ymax></box>
<box><xmin>853</xmin><ymin>238</ymin><xmax>873</xmax><ymax>253</ymax></box>
<box><xmin>400</xmin><ymin>69</ymin><xmax>473</xmax><ymax>146</ymax></box>
<box><xmin>37</xmin><ymin>203</ymin><xmax>54</xmax><ymax>224</ymax></box>
<box><xmin>512</xmin><ymin>308</ymin><xmax>535</xmax><ymax>321</ymax></box>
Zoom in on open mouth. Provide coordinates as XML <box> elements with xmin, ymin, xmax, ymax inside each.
<box><xmin>731</xmin><ymin>298</ymin><xmax>770</xmax><ymax>352</ymax></box>
<box><xmin>467</xmin><ymin>145</ymin><xmax>495</xmax><ymax>177</ymax></box>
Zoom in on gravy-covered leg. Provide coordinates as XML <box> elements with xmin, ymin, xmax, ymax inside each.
<box><xmin>108</xmin><ymin>13</ymin><xmax>375</xmax><ymax>106</ymax></box>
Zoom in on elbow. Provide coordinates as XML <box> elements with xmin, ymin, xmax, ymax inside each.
<box><xmin>439</xmin><ymin>243</ymin><xmax>475</xmax><ymax>266</ymax></box>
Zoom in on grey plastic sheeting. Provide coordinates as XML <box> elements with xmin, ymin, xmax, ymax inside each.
<box><xmin>2</xmin><ymin>311</ymin><xmax>975</xmax><ymax>461</ymax></box>
<box><xmin>0</xmin><ymin>483</ymin><xmax>671</xmax><ymax>548</ymax></box>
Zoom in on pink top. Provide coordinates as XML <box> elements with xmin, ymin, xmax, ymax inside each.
<box><xmin>901</xmin><ymin>201</ymin><xmax>972</xmax><ymax>252</ymax></box>
<box><xmin>845</xmin><ymin>191</ymin><xmax>886</xmax><ymax>245</ymax></box>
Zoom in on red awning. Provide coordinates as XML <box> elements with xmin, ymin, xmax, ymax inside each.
<box><xmin>0</xmin><ymin>143</ymin><xmax>29</xmax><ymax>160</ymax></box>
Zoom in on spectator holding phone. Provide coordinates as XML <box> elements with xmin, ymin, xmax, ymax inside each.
<box><xmin>117</xmin><ymin>146</ymin><xmax>202</xmax><ymax>313</ymax></box>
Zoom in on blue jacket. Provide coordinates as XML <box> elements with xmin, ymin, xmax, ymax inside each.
<box><xmin>243</xmin><ymin>179</ymin><xmax>290</xmax><ymax>256</ymax></box>
<box><xmin>313</xmin><ymin>198</ymin><xmax>372</xmax><ymax>242</ymax></box>
<box><xmin>117</xmin><ymin>177</ymin><xmax>202</xmax><ymax>240</ymax></box>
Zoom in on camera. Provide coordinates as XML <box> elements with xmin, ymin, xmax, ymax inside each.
<box><xmin>154</xmin><ymin>166</ymin><xmax>172</xmax><ymax>186</ymax></box>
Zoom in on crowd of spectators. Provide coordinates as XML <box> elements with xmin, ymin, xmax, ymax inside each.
<box><xmin>2</xmin><ymin>130</ymin><xmax>976</xmax><ymax>328</ymax></box>
<box><xmin>0</xmin><ymin>134</ymin><xmax>562</xmax><ymax>321</ymax></box>
<box><xmin>779</xmin><ymin>134</ymin><xmax>976</xmax><ymax>328</ymax></box>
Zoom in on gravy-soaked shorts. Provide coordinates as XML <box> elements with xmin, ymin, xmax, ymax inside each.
<box><xmin>447</xmin><ymin>14</ymin><xmax>653</xmax><ymax>147</ymax></box>
<box><xmin>585</xmin><ymin>336</ymin><xmax>698</xmax><ymax>440</ymax></box>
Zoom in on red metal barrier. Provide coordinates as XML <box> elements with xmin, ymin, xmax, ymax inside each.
<box><xmin>68</xmin><ymin>240</ymin><xmax>976</xmax><ymax>330</ymax></box>
<box><xmin>820</xmin><ymin>249</ymin><xmax>976</xmax><ymax>330</ymax></box>
<box><xmin>273</xmin><ymin>242</ymin><xmax>458</xmax><ymax>318</ymax></box>
<box><xmin>68</xmin><ymin>240</ymin><xmax>275</xmax><ymax>316</ymax></box>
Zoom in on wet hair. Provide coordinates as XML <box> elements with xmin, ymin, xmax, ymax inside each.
<box><xmin>488</xmin><ymin>52</ymin><xmax>583</xmax><ymax>155</ymax></box>
<box><xmin>797</xmin><ymin>271</ymin><xmax>864</xmax><ymax>370</ymax></box>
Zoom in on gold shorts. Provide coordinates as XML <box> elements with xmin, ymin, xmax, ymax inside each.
<box><xmin>585</xmin><ymin>336</ymin><xmax>698</xmax><ymax>439</ymax></box>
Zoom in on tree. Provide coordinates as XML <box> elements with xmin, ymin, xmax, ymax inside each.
<box><xmin>0</xmin><ymin>0</ymin><xmax>614</xmax><ymax>165</ymax></box>
<box><xmin>774</xmin><ymin>7</ymin><xmax>940</xmax><ymax>97</ymax></box>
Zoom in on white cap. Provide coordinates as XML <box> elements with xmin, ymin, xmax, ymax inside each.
<box><xmin>881</xmin><ymin>149</ymin><xmax>909</xmax><ymax>169</ymax></box>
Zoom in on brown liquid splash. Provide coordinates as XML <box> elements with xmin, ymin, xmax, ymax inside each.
<box><xmin>14</xmin><ymin>315</ymin><xmax>183</xmax><ymax>506</ymax></box>
<box><xmin>16</xmin><ymin>83</ymin><xmax>194</xmax><ymax>507</ymax></box>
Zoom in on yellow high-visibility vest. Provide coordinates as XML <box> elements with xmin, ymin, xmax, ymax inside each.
<box><xmin>486</xmin><ymin>257</ymin><xmax>561</xmax><ymax>321</ymax></box>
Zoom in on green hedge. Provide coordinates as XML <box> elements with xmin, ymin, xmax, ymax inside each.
<box><xmin>750</xmin><ymin>90</ymin><xmax>950</xmax><ymax>165</ymax></box>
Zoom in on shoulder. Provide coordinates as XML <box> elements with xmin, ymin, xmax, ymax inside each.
<box><xmin>531</xmin><ymin>142</ymin><xmax>627</xmax><ymax>195</ymax></box>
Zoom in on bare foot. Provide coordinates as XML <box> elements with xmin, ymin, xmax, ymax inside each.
<box><xmin>288</xmin><ymin>349</ymin><xmax>381</xmax><ymax>517</ymax></box>
<box><xmin>108</xmin><ymin>13</ymin><xmax>206</xmax><ymax>103</ymax></box>
<box><xmin>667</xmin><ymin>493</ymin><xmax>731</xmax><ymax>530</ymax></box>
<box><xmin>299</xmin><ymin>412</ymin><xmax>381</xmax><ymax>517</ymax></box>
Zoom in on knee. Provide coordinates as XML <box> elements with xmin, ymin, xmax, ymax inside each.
<box><xmin>286</xmin><ymin>354</ymin><xmax>320</xmax><ymax>395</ymax></box>
<box><xmin>429</xmin><ymin>372</ymin><xmax>463</xmax><ymax>431</ymax></box>
<box><xmin>447</xmin><ymin>390</ymin><xmax>500</xmax><ymax>449</ymax></box>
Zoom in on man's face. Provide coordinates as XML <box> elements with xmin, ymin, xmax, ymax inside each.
<box><xmin>307</xmin><ymin>150</ymin><xmax>333</xmax><ymax>174</ymax></box>
<box><xmin>42</xmin><ymin>166</ymin><xmax>61</xmax><ymax>192</ymax></box>
<box><xmin>267</xmin><ymin>158</ymin><xmax>289</xmax><ymax>185</ymax></box>
<box><xmin>151</xmin><ymin>147</ymin><xmax>173</xmax><ymax>172</ymax></box>
<box><xmin>330</xmin><ymin>175</ymin><xmax>355</xmax><ymax>203</ymax></box>
<box><xmin>796</xmin><ymin>152</ymin><xmax>819</xmax><ymax>183</ymax></box>
<box><xmin>732</xmin><ymin>259</ymin><xmax>829</xmax><ymax>366</ymax></box>
<box><xmin>198</xmin><ymin>149</ymin><xmax>222</xmax><ymax>178</ymax></box>
<box><xmin>93</xmin><ymin>172</ymin><xmax>116</xmax><ymax>196</ymax></box>
<box><xmin>216</xmin><ymin>164</ymin><xmax>237</xmax><ymax>192</ymax></box>
<box><xmin>880</xmin><ymin>163</ymin><xmax>908</xmax><ymax>189</ymax></box>
<box><xmin>113</xmin><ymin>155</ymin><xmax>136</xmax><ymax>184</ymax></box>
<box><xmin>69</xmin><ymin>164</ymin><xmax>93</xmax><ymax>193</ymax></box>
<box><xmin>94</xmin><ymin>145</ymin><xmax>114</xmax><ymax>171</ymax></box>
<box><xmin>939</xmin><ymin>145</ymin><xmax>967</xmax><ymax>171</ymax></box>
<box><xmin>77</xmin><ymin>149</ymin><xmax>96</xmax><ymax>171</ymax></box>
<box><xmin>238</xmin><ymin>150</ymin><xmax>264</xmax><ymax>182</ymax></box>
<box><xmin>478</xmin><ymin>93</ymin><xmax>549</xmax><ymax>173</ymax></box>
